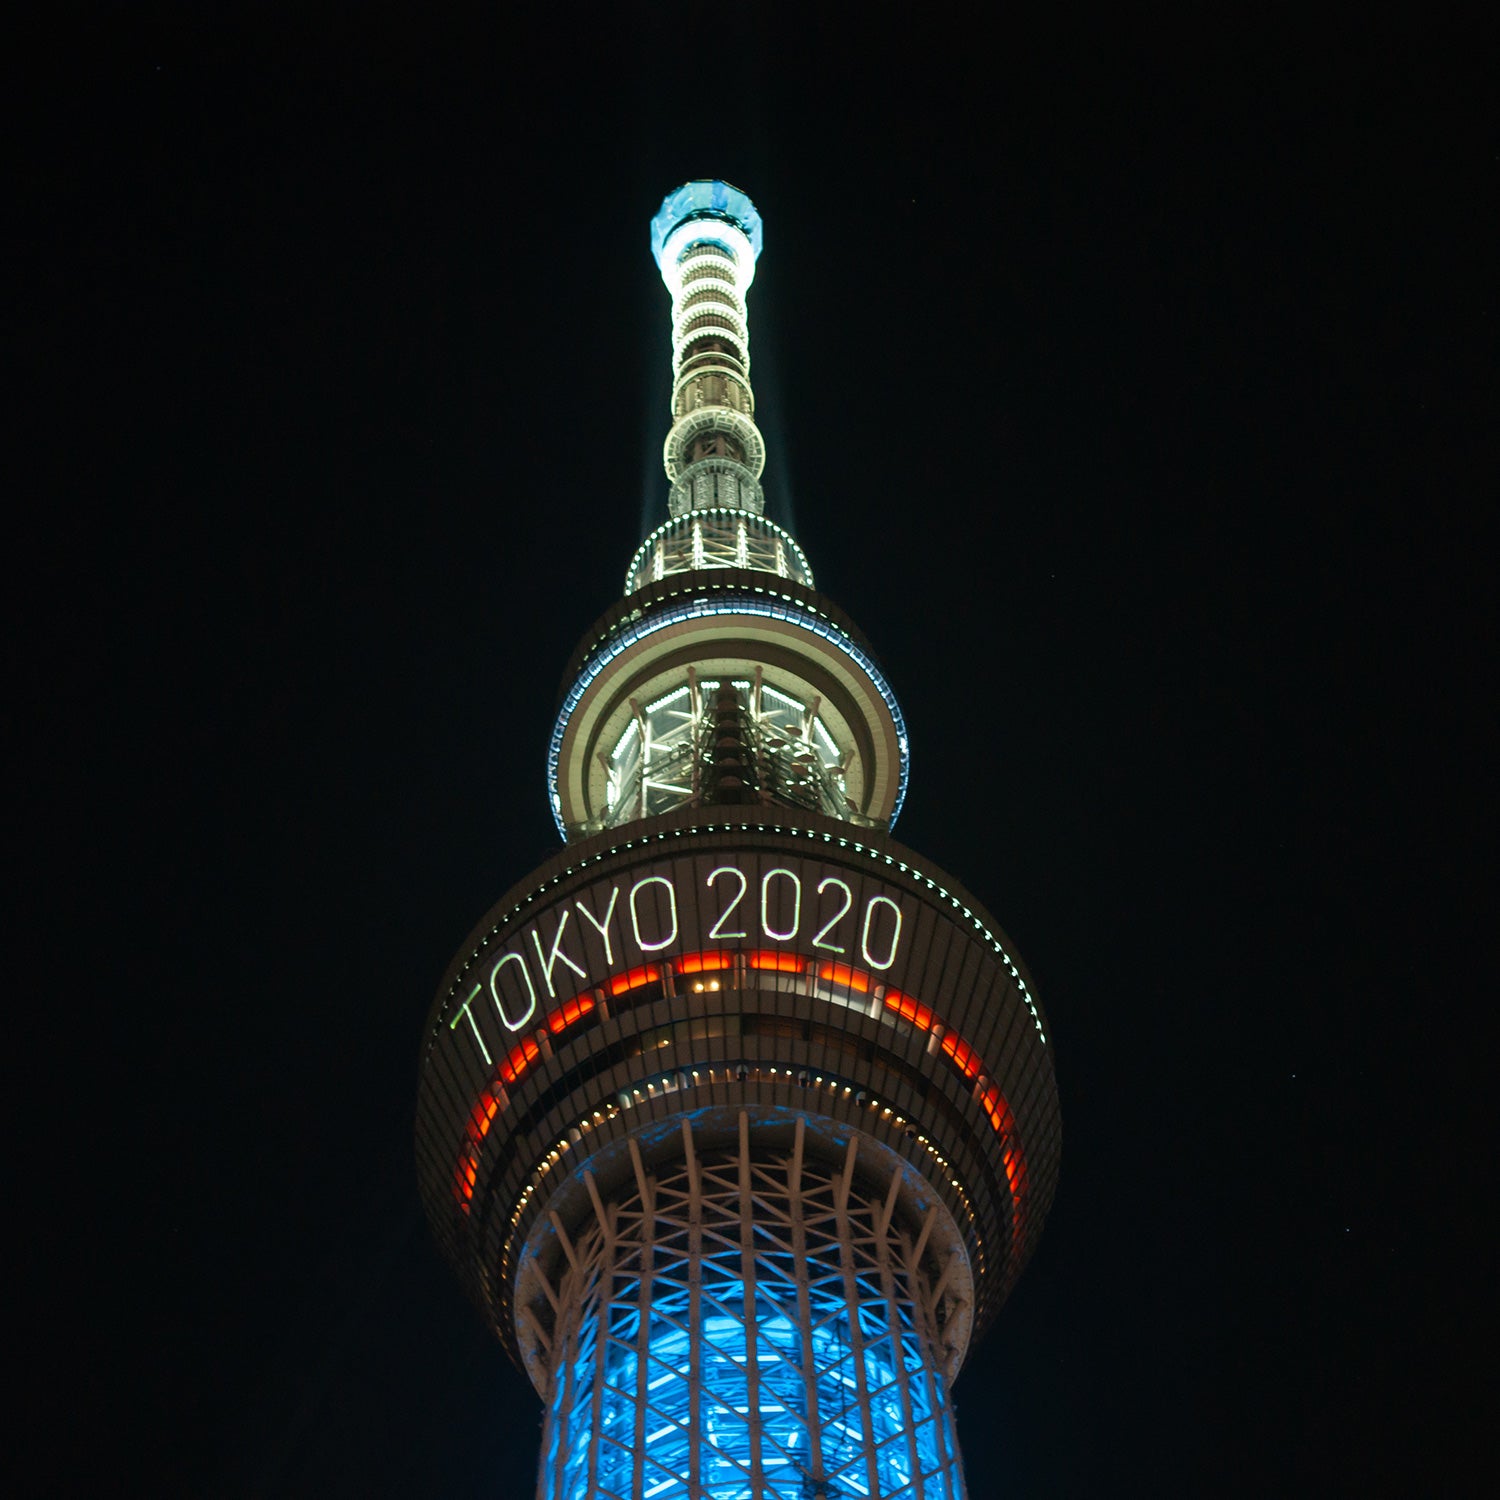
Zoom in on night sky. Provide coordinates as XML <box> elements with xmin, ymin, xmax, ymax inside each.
<box><xmin>15</xmin><ymin>10</ymin><xmax>1491</xmax><ymax>1498</ymax></box>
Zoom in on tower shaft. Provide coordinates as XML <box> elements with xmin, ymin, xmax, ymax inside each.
<box><xmin>539</xmin><ymin>1119</ymin><xmax>966</xmax><ymax>1500</ymax></box>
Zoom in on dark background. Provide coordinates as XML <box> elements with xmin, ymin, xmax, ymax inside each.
<box><xmin>12</xmin><ymin>7</ymin><xmax>1491</xmax><ymax>1497</ymax></box>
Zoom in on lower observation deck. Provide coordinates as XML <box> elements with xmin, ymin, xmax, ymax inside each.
<box><xmin>416</xmin><ymin>808</ymin><xmax>1060</xmax><ymax>1379</ymax></box>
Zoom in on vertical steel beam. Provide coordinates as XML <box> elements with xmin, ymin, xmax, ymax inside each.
<box><xmin>585</xmin><ymin>1203</ymin><xmax>614</xmax><ymax>1497</ymax></box>
<box><xmin>787</xmin><ymin>1116</ymin><xmax>824</xmax><ymax>1488</ymax></box>
<box><xmin>684</xmin><ymin>1122</ymin><xmax>703</xmax><ymax>1500</ymax></box>
<box><xmin>736</xmin><ymin>1111</ymin><xmax>765</xmax><ymax>1495</ymax></box>
<box><xmin>873</xmin><ymin>1182</ymin><xmax>926</xmax><ymax>1493</ymax></box>
<box><xmin>832</xmin><ymin>1138</ymin><xmax>883</xmax><ymax>1499</ymax></box>
<box><xmin>633</xmin><ymin>1157</ymin><xmax>654</xmax><ymax>1500</ymax></box>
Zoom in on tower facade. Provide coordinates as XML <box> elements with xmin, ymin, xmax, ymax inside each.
<box><xmin>417</xmin><ymin>181</ymin><xmax>1060</xmax><ymax>1500</ymax></box>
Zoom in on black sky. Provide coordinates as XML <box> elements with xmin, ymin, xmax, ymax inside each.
<box><xmin>12</xmin><ymin>8</ymin><xmax>1493</xmax><ymax>1498</ymax></box>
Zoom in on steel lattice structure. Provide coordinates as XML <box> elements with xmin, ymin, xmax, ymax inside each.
<box><xmin>539</xmin><ymin>1119</ymin><xmax>964</xmax><ymax>1500</ymax></box>
<box><xmin>624</xmin><ymin>511</ymin><xmax>814</xmax><ymax>596</ymax></box>
<box><xmin>417</xmin><ymin>181</ymin><xmax>1061</xmax><ymax>1498</ymax></box>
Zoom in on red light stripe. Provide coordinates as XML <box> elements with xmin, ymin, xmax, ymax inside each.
<box><xmin>499</xmin><ymin>1036</ymin><xmax>541</xmax><ymax>1086</ymax></box>
<box><xmin>675</xmin><ymin>950</ymin><xmax>734</xmax><ymax>974</ymax></box>
<box><xmin>883</xmin><ymin>988</ymin><xmax>936</xmax><ymax>1032</ymax></box>
<box><xmin>467</xmin><ymin>1094</ymin><xmax>500</xmax><ymax>1140</ymax></box>
<box><xmin>941</xmin><ymin>1032</ymin><xmax>981</xmax><ymax>1079</ymax></box>
<box><xmin>746</xmin><ymin>950</ymin><xmax>805</xmax><ymax>973</ymax></box>
<box><xmin>449</xmin><ymin>948</ymin><xmax>1032</xmax><ymax>1254</ymax></box>
<box><xmin>610</xmin><ymin>964</ymin><xmax>661</xmax><ymax>995</ymax></box>
<box><xmin>548</xmin><ymin>994</ymin><xmax>597</xmax><ymax>1033</ymax></box>
<box><xmin>453</xmin><ymin>1150</ymin><xmax>480</xmax><ymax>1211</ymax></box>
<box><xmin>815</xmin><ymin>961</ymin><xmax>871</xmax><ymax>992</ymax></box>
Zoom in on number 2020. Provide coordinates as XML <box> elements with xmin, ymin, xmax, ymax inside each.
<box><xmin>705</xmin><ymin>865</ymin><xmax>903</xmax><ymax>970</ymax></box>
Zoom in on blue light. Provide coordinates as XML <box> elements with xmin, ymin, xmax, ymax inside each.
<box><xmin>544</xmin><ymin>1277</ymin><xmax>961</xmax><ymax>1499</ymax></box>
<box><xmin>651</xmin><ymin>180</ymin><xmax>764</xmax><ymax>269</ymax></box>
<box><xmin>535</xmin><ymin>1148</ymin><xmax>966</xmax><ymax>1499</ymax></box>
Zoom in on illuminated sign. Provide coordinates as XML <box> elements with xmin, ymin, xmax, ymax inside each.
<box><xmin>421</xmin><ymin>830</ymin><xmax>1052</xmax><ymax>1299</ymax></box>
<box><xmin>448</xmin><ymin>936</ymin><xmax>1029</xmax><ymax>1251</ymax></box>
<box><xmin>445</xmin><ymin>853</ymin><xmax>909</xmax><ymax>1068</ymax></box>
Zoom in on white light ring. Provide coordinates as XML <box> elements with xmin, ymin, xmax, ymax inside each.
<box><xmin>672</xmin><ymin>281</ymin><xmax>746</xmax><ymax>322</ymax></box>
<box><xmin>665</xmin><ymin>235</ymin><xmax>746</xmax><ymax>274</ymax></box>
<box><xmin>673</xmin><ymin>279</ymin><xmax>747</xmax><ymax>313</ymax></box>
<box><xmin>672</xmin><ymin>366</ymin><xmax>755</xmax><ymax>419</ymax></box>
<box><xmin>673</xmin><ymin>302</ymin><xmax>747</xmax><ymax>346</ymax></box>
<box><xmin>673</xmin><ymin>352</ymin><xmax>751</xmax><ymax>394</ymax></box>
<box><xmin>662</xmin><ymin>260</ymin><xmax>750</xmax><ymax>300</ymax></box>
<box><xmin>625</xmin><ymin>535</ymin><xmax>803</xmax><ymax>593</ymax></box>
<box><xmin>623</xmin><ymin>510</ymin><xmax>813</xmax><ymax>594</ymax></box>
<box><xmin>672</xmin><ymin>326</ymin><xmax>750</xmax><ymax>376</ymax></box>
<box><xmin>676</xmin><ymin>262</ymin><xmax>744</xmax><ymax>288</ymax></box>
<box><xmin>663</xmin><ymin>408</ymin><xmax>766</xmax><ymax>481</ymax></box>
<box><xmin>659</xmin><ymin>221</ymin><xmax>756</xmax><ymax>287</ymax></box>
<box><xmin>666</xmin><ymin>462</ymin><xmax>766</xmax><ymax>520</ymax></box>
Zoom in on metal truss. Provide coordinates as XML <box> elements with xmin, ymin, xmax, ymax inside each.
<box><xmin>536</xmin><ymin>1116</ymin><xmax>967</xmax><ymax>1500</ymax></box>
<box><xmin>625</xmin><ymin>509</ymin><xmax>813</xmax><ymax>593</ymax></box>
<box><xmin>604</xmin><ymin>674</ymin><xmax>859</xmax><ymax>828</ymax></box>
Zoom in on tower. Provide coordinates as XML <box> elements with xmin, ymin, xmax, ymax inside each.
<box><xmin>417</xmin><ymin>181</ymin><xmax>1060</xmax><ymax>1498</ymax></box>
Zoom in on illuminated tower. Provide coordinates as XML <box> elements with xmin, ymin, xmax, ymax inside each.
<box><xmin>417</xmin><ymin>181</ymin><xmax>1060</xmax><ymax>1499</ymax></box>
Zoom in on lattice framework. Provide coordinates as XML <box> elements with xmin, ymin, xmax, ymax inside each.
<box><xmin>603</xmin><ymin>676</ymin><xmax>856</xmax><ymax>827</ymax></box>
<box><xmin>536</xmin><ymin>1116</ymin><xmax>967</xmax><ymax>1500</ymax></box>
<box><xmin>626</xmin><ymin>511</ymin><xmax>813</xmax><ymax>591</ymax></box>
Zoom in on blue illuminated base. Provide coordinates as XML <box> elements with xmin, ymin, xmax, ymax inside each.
<box><xmin>536</xmin><ymin>1123</ymin><xmax>967</xmax><ymax>1500</ymax></box>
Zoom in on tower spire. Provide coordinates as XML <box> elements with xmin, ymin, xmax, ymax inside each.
<box><xmin>651</xmin><ymin>179</ymin><xmax>767</xmax><ymax>515</ymax></box>
<box><xmin>623</xmin><ymin>181</ymin><xmax>811</xmax><ymax>598</ymax></box>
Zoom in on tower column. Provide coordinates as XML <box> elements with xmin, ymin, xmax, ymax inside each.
<box><xmin>533</xmin><ymin>1122</ymin><xmax>969</xmax><ymax>1500</ymax></box>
